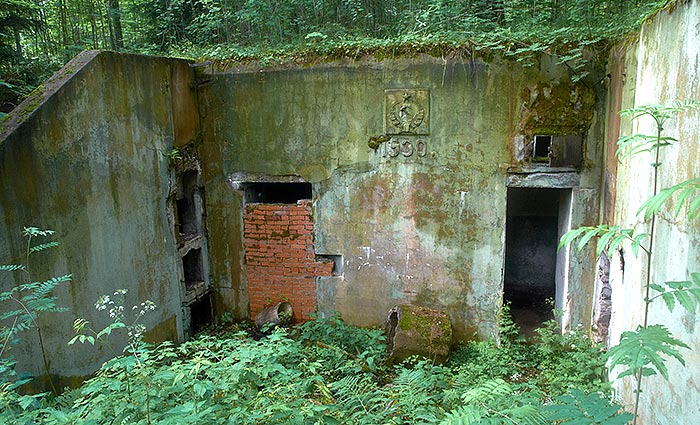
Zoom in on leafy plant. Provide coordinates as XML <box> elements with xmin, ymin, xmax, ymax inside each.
<box><xmin>606</xmin><ymin>325</ymin><xmax>689</xmax><ymax>380</ymax></box>
<box><xmin>69</xmin><ymin>289</ymin><xmax>158</xmax><ymax>424</ymax></box>
<box><xmin>0</xmin><ymin>227</ymin><xmax>70</xmax><ymax>397</ymax></box>
<box><xmin>559</xmin><ymin>101</ymin><xmax>700</xmax><ymax>423</ymax></box>
<box><xmin>1</xmin><ymin>307</ymin><xmax>616</xmax><ymax>424</ymax></box>
<box><xmin>544</xmin><ymin>388</ymin><xmax>632</xmax><ymax>425</ymax></box>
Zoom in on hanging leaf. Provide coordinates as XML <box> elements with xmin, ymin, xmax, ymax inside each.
<box><xmin>607</xmin><ymin>325</ymin><xmax>689</xmax><ymax>380</ymax></box>
<box><xmin>649</xmin><ymin>273</ymin><xmax>700</xmax><ymax>314</ymax></box>
<box><xmin>638</xmin><ymin>178</ymin><xmax>700</xmax><ymax>221</ymax></box>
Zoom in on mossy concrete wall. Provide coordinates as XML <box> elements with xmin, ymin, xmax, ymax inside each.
<box><xmin>201</xmin><ymin>55</ymin><xmax>605</xmax><ymax>340</ymax></box>
<box><xmin>607</xmin><ymin>1</ymin><xmax>700</xmax><ymax>422</ymax></box>
<box><xmin>0</xmin><ymin>51</ymin><xmax>197</xmax><ymax>386</ymax></box>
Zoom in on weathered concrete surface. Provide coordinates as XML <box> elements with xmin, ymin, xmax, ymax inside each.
<box><xmin>606</xmin><ymin>1</ymin><xmax>700</xmax><ymax>422</ymax></box>
<box><xmin>0</xmin><ymin>51</ymin><xmax>197</xmax><ymax>386</ymax></box>
<box><xmin>200</xmin><ymin>55</ymin><xmax>605</xmax><ymax>340</ymax></box>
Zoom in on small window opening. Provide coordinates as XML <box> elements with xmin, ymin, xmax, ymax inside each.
<box><xmin>316</xmin><ymin>254</ymin><xmax>344</xmax><ymax>276</ymax></box>
<box><xmin>189</xmin><ymin>294</ymin><xmax>212</xmax><ymax>335</ymax></box>
<box><xmin>241</xmin><ymin>182</ymin><xmax>312</xmax><ymax>204</ymax></box>
<box><xmin>183</xmin><ymin>248</ymin><xmax>204</xmax><ymax>290</ymax></box>
<box><xmin>532</xmin><ymin>135</ymin><xmax>552</xmax><ymax>161</ymax></box>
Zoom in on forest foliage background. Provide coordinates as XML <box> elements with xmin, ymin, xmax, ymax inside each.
<box><xmin>0</xmin><ymin>0</ymin><xmax>670</xmax><ymax>114</ymax></box>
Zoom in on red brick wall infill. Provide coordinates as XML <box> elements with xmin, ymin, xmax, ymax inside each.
<box><xmin>244</xmin><ymin>200</ymin><xmax>333</xmax><ymax>322</ymax></box>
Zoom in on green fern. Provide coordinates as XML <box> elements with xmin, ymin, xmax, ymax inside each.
<box><xmin>444</xmin><ymin>379</ymin><xmax>546</xmax><ymax>425</ymax></box>
<box><xmin>544</xmin><ymin>389</ymin><xmax>632</xmax><ymax>424</ymax></box>
<box><xmin>440</xmin><ymin>405</ymin><xmax>485</xmax><ymax>424</ymax></box>
<box><xmin>388</xmin><ymin>361</ymin><xmax>448</xmax><ymax>423</ymax></box>
<box><xmin>460</xmin><ymin>379</ymin><xmax>512</xmax><ymax>405</ymax></box>
<box><xmin>330</xmin><ymin>374</ymin><xmax>388</xmax><ymax>422</ymax></box>
<box><xmin>617</xmin><ymin>100</ymin><xmax>700</xmax><ymax>162</ymax></box>
<box><xmin>28</xmin><ymin>241</ymin><xmax>60</xmax><ymax>254</ymax></box>
<box><xmin>606</xmin><ymin>325</ymin><xmax>689</xmax><ymax>380</ymax></box>
<box><xmin>0</xmin><ymin>265</ymin><xmax>26</xmax><ymax>272</ymax></box>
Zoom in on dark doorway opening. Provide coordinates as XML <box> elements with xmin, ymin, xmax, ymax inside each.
<box><xmin>504</xmin><ymin>188</ymin><xmax>563</xmax><ymax>337</ymax></box>
<box><xmin>189</xmin><ymin>294</ymin><xmax>213</xmax><ymax>335</ymax></box>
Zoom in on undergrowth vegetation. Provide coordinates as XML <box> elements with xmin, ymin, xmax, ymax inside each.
<box><xmin>2</xmin><ymin>306</ymin><xmax>627</xmax><ymax>424</ymax></box>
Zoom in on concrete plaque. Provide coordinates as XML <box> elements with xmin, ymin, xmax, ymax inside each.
<box><xmin>384</xmin><ymin>89</ymin><xmax>430</xmax><ymax>135</ymax></box>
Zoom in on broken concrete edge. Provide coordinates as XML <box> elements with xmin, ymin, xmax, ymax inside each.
<box><xmin>384</xmin><ymin>304</ymin><xmax>453</xmax><ymax>364</ymax></box>
<box><xmin>226</xmin><ymin>172</ymin><xmax>309</xmax><ymax>190</ymax></box>
<box><xmin>0</xmin><ymin>50</ymin><xmax>99</xmax><ymax>143</ymax></box>
<box><xmin>506</xmin><ymin>172</ymin><xmax>581</xmax><ymax>188</ymax></box>
<box><xmin>0</xmin><ymin>50</ymin><xmax>197</xmax><ymax>145</ymax></box>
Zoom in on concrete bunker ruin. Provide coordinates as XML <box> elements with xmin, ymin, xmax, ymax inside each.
<box><xmin>3</xmin><ymin>2</ymin><xmax>699</xmax><ymax>421</ymax></box>
<box><xmin>0</xmin><ymin>49</ymin><xmax>603</xmax><ymax>383</ymax></box>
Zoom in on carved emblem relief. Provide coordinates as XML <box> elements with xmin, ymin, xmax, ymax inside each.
<box><xmin>385</xmin><ymin>89</ymin><xmax>430</xmax><ymax>135</ymax></box>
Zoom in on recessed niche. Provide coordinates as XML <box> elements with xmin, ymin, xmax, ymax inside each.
<box><xmin>177</xmin><ymin>170</ymin><xmax>200</xmax><ymax>235</ymax></box>
<box><xmin>316</xmin><ymin>254</ymin><xmax>344</xmax><ymax>276</ymax></box>
<box><xmin>183</xmin><ymin>248</ymin><xmax>204</xmax><ymax>289</ymax></box>
<box><xmin>241</xmin><ymin>182</ymin><xmax>312</xmax><ymax>204</ymax></box>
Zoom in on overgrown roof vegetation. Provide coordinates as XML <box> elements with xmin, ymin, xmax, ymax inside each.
<box><xmin>0</xmin><ymin>0</ymin><xmax>674</xmax><ymax>112</ymax></box>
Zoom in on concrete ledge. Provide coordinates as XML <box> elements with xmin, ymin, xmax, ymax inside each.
<box><xmin>506</xmin><ymin>172</ymin><xmax>580</xmax><ymax>188</ymax></box>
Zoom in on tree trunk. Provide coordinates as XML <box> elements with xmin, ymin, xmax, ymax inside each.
<box><xmin>14</xmin><ymin>27</ymin><xmax>22</xmax><ymax>58</ymax></box>
<box><xmin>59</xmin><ymin>0</ymin><xmax>70</xmax><ymax>52</ymax></box>
<box><xmin>107</xmin><ymin>0</ymin><xmax>124</xmax><ymax>49</ymax></box>
<box><xmin>88</xmin><ymin>0</ymin><xmax>98</xmax><ymax>48</ymax></box>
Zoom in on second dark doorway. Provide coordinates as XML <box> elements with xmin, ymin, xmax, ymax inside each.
<box><xmin>504</xmin><ymin>188</ymin><xmax>564</xmax><ymax>336</ymax></box>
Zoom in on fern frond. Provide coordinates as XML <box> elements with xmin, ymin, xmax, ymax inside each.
<box><xmin>26</xmin><ymin>275</ymin><xmax>72</xmax><ymax>300</ymax></box>
<box><xmin>439</xmin><ymin>405</ymin><xmax>484</xmax><ymax>425</ymax></box>
<box><xmin>616</xmin><ymin>134</ymin><xmax>674</xmax><ymax>160</ymax></box>
<box><xmin>500</xmin><ymin>404</ymin><xmax>547</xmax><ymax>425</ymax></box>
<box><xmin>559</xmin><ymin>225</ymin><xmax>644</xmax><ymax>257</ymax></box>
<box><xmin>461</xmin><ymin>378</ymin><xmax>511</xmax><ymax>404</ymax></box>
<box><xmin>330</xmin><ymin>374</ymin><xmax>387</xmax><ymax>422</ymax></box>
<box><xmin>28</xmin><ymin>241</ymin><xmax>60</xmax><ymax>253</ymax></box>
<box><xmin>0</xmin><ymin>309</ymin><xmax>26</xmax><ymax>321</ymax></box>
<box><xmin>0</xmin><ymin>264</ymin><xmax>26</xmax><ymax>272</ymax></box>
<box><xmin>544</xmin><ymin>389</ymin><xmax>632</xmax><ymax>424</ymax></box>
<box><xmin>22</xmin><ymin>227</ymin><xmax>55</xmax><ymax>237</ymax></box>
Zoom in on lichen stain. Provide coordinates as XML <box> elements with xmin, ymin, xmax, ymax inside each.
<box><xmin>349</xmin><ymin>173</ymin><xmax>394</xmax><ymax>229</ymax></box>
<box><xmin>143</xmin><ymin>314</ymin><xmax>178</xmax><ymax>344</ymax></box>
<box><xmin>411</xmin><ymin>172</ymin><xmax>453</xmax><ymax>241</ymax></box>
<box><xmin>517</xmin><ymin>82</ymin><xmax>596</xmax><ymax>143</ymax></box>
